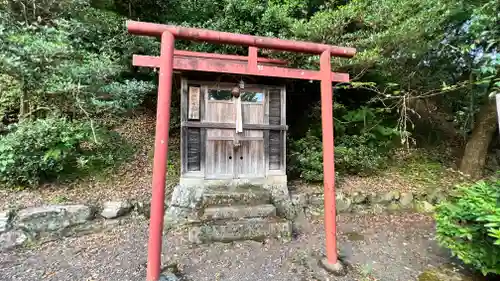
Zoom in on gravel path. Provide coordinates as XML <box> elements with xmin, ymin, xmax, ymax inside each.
<box><xmin>0</xmin><ymin>212</ymin><xmax>453</xmax><ymax>281</ymax></box>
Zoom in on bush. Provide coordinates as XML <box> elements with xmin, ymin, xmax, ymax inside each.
<box><xmin>289</xmin><ymin>131</ymin><xmax>388</xmax><ymax>182</ymax></box>
<box><xmin>335</xmin><ymin>135</ymin><xmax>386</xmax><ymax>175</ymax></box>
<box><xmin>0</xmin><ymin>117</ymin><xmax>128</xmax><ymax>188</ymax></box>
<box><xmin>435</xmin><ymin>180</ymin><xmax>500</xmax><ymax>275</ymax></box>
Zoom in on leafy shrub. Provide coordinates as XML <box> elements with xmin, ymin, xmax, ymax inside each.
<box><xmin>289</xmin><ymin>132</ymin><xmax>324</xmax><ymax>182</ymax></box>
<box><xmin>0</xmin><ymin>117</ymin><xmax>128</xmax><ymax>188</ymax></box>
<box><xmin>289</xmin><ymin>131</ymin><xmax>388</xmax><ymax>182</ymax></box>
<box><xmin>335</xmin><ymin>135</ymin><xmax>386</xmax><ymax>174</ymax></box>
<box><xmin>435</xmin><ymin>180</ymin><xmax>500</xmax><ymax>275</ymax></box>
<box><xmin>288</xmin><ymin>103</ymin><xmax>398</xmax><ymax>182</ymax></box>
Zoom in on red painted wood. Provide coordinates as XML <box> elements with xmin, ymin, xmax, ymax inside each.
<box><xmin>320</xmin><ymin>50</ymin><xmax>338</xmax><ymax>264</ymax></box>
<box><xmin>248</xmin><ymin>46</ymin><xmax>258</xmax><ymax>71</ymax></box>
<box><xmin>127</xmin><ymin>20</ymin><xmax>356</xmax><ymax>57</ymax></box>
<box><xmin>133</xmin><ymin>54</ymin><xmax>350</xmax><ymax>82</ymax></box>
<box><xmin>174</xmin><ymin>50</ymin><xmax>287</xmax><ymax>65</ymax></box>
<box><xmin>147</xmin><ymin>31</ymin><xmax>175</xmax><ymax>281</ymax></box>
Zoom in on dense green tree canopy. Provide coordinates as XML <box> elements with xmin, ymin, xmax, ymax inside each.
<box><xmin>0</xmin><ymin>0</ymin><xmax>498</xmax><ymax>186</ymax></box>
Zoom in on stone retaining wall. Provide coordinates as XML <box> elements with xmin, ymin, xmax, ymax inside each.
<box><xmin>290</xmin><ymin>189</ymin><xmax>436</xmax><ymax>215</ymax></box>
<box><xmin>0</xmin><ymin>200</ymin><xmax>137</xmax><ymax>252</ymax></box>
<box><xmin>0</xmin><ymin>189</ymin><xmax>438</xmax><ymax>251</ymax></box>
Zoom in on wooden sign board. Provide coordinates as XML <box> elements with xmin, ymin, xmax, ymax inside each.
<box><xmin>188</xmin><ymin>86</ymin><xmax>200</xmax><ymax>120</ymax></box>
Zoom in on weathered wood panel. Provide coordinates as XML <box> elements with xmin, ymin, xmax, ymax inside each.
<box><xmin>205</xmin><ymin>140</ymin><xmax>234</xmax><ymax>178</ymax></box>
<box><xmin>242</xmin><ymin>103</ymin><xmax>264</xmax><ymax>124</ymax></box>
<box><xmin>206</xmin><ymin>101</ymin><xmax>235</xmax><ymax>123</ymax></box>
<box><xmin>187</xmin><ymin>128</ymin><xmax>201</xmax><ymax>171</ymax></box>
<box><xmin>181</xmin><ymin>78</ymin><xmax>188</xmax><ymax>122</ymax></box>
<box><xmin>188</xmin><ymin>86</ymin><xmax>200</xmax><ymax>120</ymax></box>
<box><xmin>243</xmin><ymin>130</ymin><xmax>263</xmax><ymax>139</ymax></box>
<box><xmin>236</xmin><ymin>140</ymin><xmax>265</xmax><ymax>178</ymax></box>
<box><xmin>182</xmin><ymin>121</ymin><xmax>287</xmax><ymax>131</ymax></box>
<box><xmin>268</xmin><ymin>88</ymin><xmax>283</xmax><ymax>170</ymax></box>
<box><xmin>269</xmin><ymin>131</ymin><xmax>281</xmax><ymax>170</ymax></box>
<box><xmin>268</xmin><ymin>89</ymin><xmax>281</xmax><ymax>125</ymax></box>
<box><xmin>207</xmin><ymin>129</ymin><xmax>235</xmax><ymax>140</ymax></box>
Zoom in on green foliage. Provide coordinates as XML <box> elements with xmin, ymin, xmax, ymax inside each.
<box><xmin>0</xmin><ymin>0</ymin><xmax>497</xmax><ymax>187</ymax></box>
<box><xmin>289</xmin><ymin>132</ymin><xmax>323</xmax><ymax>182</ymax></box>
<box><xmin>0</xmin><ymin>0</ymin><xmax>154</xmax><ymax>186</ymax></box>
<box><xmin>0</xmin><ymin>1</ymin><xmax>155</xmax><ymax>119</ymax></box>
<box><xmin>0</xmin><ymin>74</ymin><xmax>21</xmax><ymax>117</ymax></box>
<box><xmin>290</xmin><ymin>131</ymin><xmax>390</xmax><ymax>182</ymax></box>
<box><xmin>289</xmin><ymin>103</ymin><xmax>399</xmax><ymax>181</ymax></box>
<box><xmin>435</xmin><ymin>179</ymin><xmax>500</xmax><ymax>275</ymax></box>
<box><xmin>335</xmin><ymin>135</ymin><xmax>387</xmax><ymax>174</ymax></box>
<box><xmin>0</xmin><ymin>117</ymin><xmax>124</xmax><ymax>187</ymax></box>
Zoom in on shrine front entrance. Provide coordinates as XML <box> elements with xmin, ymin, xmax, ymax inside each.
<box><xmin>180</xmin><ymin>79</ymin><xmax>287</xmax><ymax>187</ymax></box>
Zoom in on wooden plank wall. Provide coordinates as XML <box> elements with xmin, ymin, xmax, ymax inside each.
<box><xmin>181</xmin><ymin>78</ymin><xmax>204</xmax><ymax>173</ymax></box>
<box><xmin>268</xmin><ymin>88</ymin><xmax>282</xmax><ymax>170</ymax></box>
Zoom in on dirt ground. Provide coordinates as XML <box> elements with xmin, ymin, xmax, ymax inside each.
<box><xmin>0</xmin><ymin>212</ymin><xmax>483</xmax><ymax>281</ymax></box>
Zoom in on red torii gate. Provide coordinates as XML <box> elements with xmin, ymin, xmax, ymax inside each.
<box><xmin>127</xmin><ymin>20</ymin><xmax>356</xmax><ymax>281</ymax></box>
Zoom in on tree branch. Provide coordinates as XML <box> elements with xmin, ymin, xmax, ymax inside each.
<box><xmin>75</xmin><ymin>82</ymin><xmax>98</xmax><ymax>144</ymax></box>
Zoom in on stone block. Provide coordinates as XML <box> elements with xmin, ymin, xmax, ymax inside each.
<box><xmin>201</xmin><ymin>204</ymin><xmax>276</xmax><ymax>221</ymax></box>
<box><xmin>159</xmin><ymin>273</ymin><xmax>180</xmax><ymax>281</ymax></box>
<box><xmin>370</xmin><ymin>191</ymin><xmax>398</xmax><ymax>204</ymax></box>
<box><xmin>336</xmin><ymin>197</ymin><xmax>352</xmax><ymax>213</ymax></box>
<box><xmin>290</xmin><ymin>193</ymin><xmax>308</xmax><ymax>208</ymax></box>
<box><xmin>418</xmin><ymin>265</ymin><xmax>475</xmax><ymax>281</ymax></box>
<box><xmin>399</xmin><ymin>192</ymin><xmax>414</xmax><ymax>207</ymax></box>
<box><xmin>387</xmin><ymin>203</ymin><xmax>400</xmax><ymax>212</ymax></box>
<box><xmin>170</xmin><ymin>184</ymin><xmax>204</xmax><ymax>208</ymax></box>
<box><xmin>351</xmin><ymin>192</ymin><xmax>367</xmax><ymax>204</ymax></box>
<box><xmin>0</xmin><ymin>211</ymin><xmax>11</xmax><ymax>233</ymax></box>
<box><xmin>135</xmin><ymin>201</ymin><xmax>151</xmax><ymax>218</ymax></box>
<box><xmin>188</xmin><ymin>218</ymin><xmax>291</xmax><ymax>244</ymax></box>
<box><xmin>0</xmin><ymin>230</ymin><xmax>27</xmax><ymax>251</ymax></box>
<box><xmin>416</xmin><ymin>201</ymin><xmax>435</xmax><ymax>213</ymax></box>
<box><xmin>202</xmin><ymin>188</ymin><xmax>271</xmax><ymax>207</ymax></box>
<box><xmin>17</xmin><ymin>205</ymin><xmax>93</xmax><ymax>233</ymax></box>
<box><xmin>309</xmin><ymin>193</ymin><xmax>324</xmax><ymax>206</ymax></box>
<box><xmin>100</xmin><ymin>201</ymin><xmax>132</xmax><ymax>219</ymax></box>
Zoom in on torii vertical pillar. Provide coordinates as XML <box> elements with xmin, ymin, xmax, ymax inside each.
<box><xmin>320</xmin><ymin>50</ymin><xmax>338</xmax><ymax>265</ymax></box>
<box><xmin>147</xmin><ymin>31</ymin><xmax>175</xmax><ymax>281</ymax></box>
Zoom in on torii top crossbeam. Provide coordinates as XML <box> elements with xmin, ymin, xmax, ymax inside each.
<box><xmin>128</xmin><ymin>20</ymin><xmax>356</xmax><ymax>57</ymax></box>
<box><xmin>126</xmin><ymin>20</ymin><xmax>356</xmax><ymax>281</ymax></box>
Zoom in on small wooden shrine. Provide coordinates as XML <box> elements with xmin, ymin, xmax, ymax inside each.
<box><xmin>179</xmin><ymin>72</ymin><xmax>287</xmax><ymax>188</ymax></box>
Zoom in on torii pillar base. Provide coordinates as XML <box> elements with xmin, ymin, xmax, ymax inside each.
<box><xmin>320</xmin><ymin>258</ymin><xmax>347</xmax><ymax>276</ymax></box>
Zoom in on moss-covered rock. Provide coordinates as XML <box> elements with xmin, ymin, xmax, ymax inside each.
<box><xmin>418</xmin><ymin>266</ymin><xmax>475</xmax><ymax>281</ymax></box>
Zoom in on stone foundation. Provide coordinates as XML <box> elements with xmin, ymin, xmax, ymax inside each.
<box><xmin>168</xmin><ymin>175</ymin><xmax>293</xmax><ymax>224</ymax></box>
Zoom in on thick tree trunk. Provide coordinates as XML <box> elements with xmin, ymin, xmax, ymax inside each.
<box><xmin>459</xmin><ymin>98</ymin><xmax>498</xmax><ymax>178</ymax></box>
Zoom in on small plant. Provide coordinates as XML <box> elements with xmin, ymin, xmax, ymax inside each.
<box><xmin>50</xmin><ymin>195</ymin><xmax>69</xmax><ymax>204</ymax></box>
<box><xmin>435</xmin><ymin>179</ymin><xmax>500</xmax><ymax>275</ymax></box>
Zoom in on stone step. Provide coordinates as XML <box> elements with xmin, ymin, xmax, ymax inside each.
<box><xmin>202</xmin><ymin>187</ymin><xmax>271</xmax><ymax>207</ymax></box>
<box><xmin>188</xmin><ymin>218</ymin><xmax>291</xmax><ymax>244</ymax></box>
<box><xmin>201</xmin><ymin>204</ymin><xmax>276</xmax><ymax>221</ymax></box>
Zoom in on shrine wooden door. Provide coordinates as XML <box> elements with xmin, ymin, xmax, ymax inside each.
<box><xmin>204</xmin><ymin>86</ymin><xmax>265</xmax><ymax>180</ymax></box>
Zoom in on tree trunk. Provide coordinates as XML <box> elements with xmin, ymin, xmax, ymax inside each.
<box><xmin>459</xmin><ymin>98</ymin><xmax>498</xmax><ymax>178</ymax></box>
<box><xmin>19</xmin><ymin>90</ymin><xmax>29</xmax><ymax>120</ymax></box>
